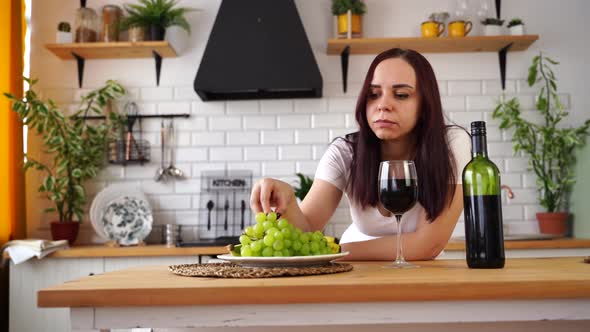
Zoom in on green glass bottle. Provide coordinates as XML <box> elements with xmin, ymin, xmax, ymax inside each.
<box><xmin>462</xmin><ymin>121</ymin><xmax>505</xmax><ymax>268</ymax></box>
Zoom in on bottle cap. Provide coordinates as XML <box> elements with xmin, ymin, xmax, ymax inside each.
<box><xmin>470</xmin><ymin>121</ymin><xmax>486</xmax><ymax>135</ymax></box>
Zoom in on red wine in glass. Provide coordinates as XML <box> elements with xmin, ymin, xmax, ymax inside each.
<box><xmin>378</xmin><ymin>160</ymin><xmax>418</xmax><ymax>268</ymax></box>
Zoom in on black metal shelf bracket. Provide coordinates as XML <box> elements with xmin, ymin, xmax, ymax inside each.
<box><xmin>340</xmin><ymin>45</ymin><xmax>350</xmax><ymax>93</ymax></box>
<box><xmin>79</xmin><ymin>113</ymin><xmax>190</xmax><ymax>120</ymax></box>
<box><xmin>498</xmin><ymin>43</ymin><xmax>512</xmax><ymax>91</ymax></box>
<box><xmin>72</xmin><ymin>52</ymin><xmax>85</xmax><ymax>88</ymax></box>
<box><xmin>153</xmin><ymin>50</ymin><xmax>163</xmax><ymax>86</ymax></box>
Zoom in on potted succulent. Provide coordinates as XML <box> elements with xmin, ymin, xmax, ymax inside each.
<box><xmin>331</xmin><ymin>0</ymin><xmax>366</xmax><ymax>38</ymax></box>
<box><xmin>56</xmin><ymin>21</ymin><xmax>72</xmax><ymax>43</ymax></box>
<box><xmin>119</xmin><ymin>0</ymin><xmax>193</xmax><ymax>41</ymax></box>
<box><xmin>4</xmin><ymin>78</ymin><xmax>126</xmax><ymax>244</ymax></box>
<box><xmin>493</xmin><ymin>53</ymin><xmax>590</xmax><ymax>235</ymax></box>
<box><xmin>481</xmin><ymin>17</ymin><xmax>504</xmax><ymax>35</ymax></box>
<box><xmin>507</xmin><ymin>18</ymin><xmax>525</xmax><ymax>35</ymax></box>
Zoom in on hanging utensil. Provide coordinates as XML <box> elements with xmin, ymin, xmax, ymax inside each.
<box><xmin>240</xmin><ymin>200</ymin><xmax>246</xmax><ymax>230</ymax></box>
<box><xmin>124</xmin><ymin>102</ymin><xmax>139</xmax><ymax>161</ymax></box>
<box><xmin>224</xmin><ymin>199</ymin><xmax>229</xmax><ymax>231</ymax></box>
<box><xmin>206</xmin><ymin>200</ymin><xmax>214</xmax><ymax>231</ymax></box>
<box><xmin>166</xmin><ymin>120</ymin><xmax>184</xmax><ymax>179</ymax></box>
<box><xmin>154</xmin><ymin>120</ymin><xmax>167</xmax><ymax>182</ymax></box>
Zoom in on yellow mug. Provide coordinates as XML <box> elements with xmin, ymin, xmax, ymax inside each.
<box><xmin>421</xmin><ymin>21</ymin><xmax>445</xmax><ymax>38</ymax></box>
<box><xmin>448</xmin><ymin>20</ymin><xmax>473</xmax><ymax>37</ymax></box>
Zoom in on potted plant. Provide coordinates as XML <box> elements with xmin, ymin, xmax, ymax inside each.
<box><xmin>119</xmin><ymin>0</ymin><xmax>193</xmax><ymax>41</ymax></box>
<box><xmin>493</xmin><ymin>53</ymin><xmax>590</xmax><ymax>235</ymax></box>
<box><xmin>56</xmin><ymin>21</ymin><xmax>72</xmax><ymax>43</ymax></box>
<box><xmin>481</xmin><ymin>17</ymin><xmax>504</xmax><ymax>35</ymax></box>
<box><xmin>331</xmin><ymin>0</ymin><xmax>366</xmax><ymax>39</ymax></box>
<box><xmin>4</xmin><ymin>78</ymin><xmax>126</xmax><ymax>244</ymax></box>
<box><xmin>293</xmin><ymin>173</ymin><xmax>314</xmax><ymax>202</ymax></box>
<box><xmin>507</xmin><ymin>18</ymin><xmax>525</xmax><ymax>35</ymax></box>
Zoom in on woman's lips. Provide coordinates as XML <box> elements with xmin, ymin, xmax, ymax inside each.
<box><xmin>374</xmin><ymin>119</ymin><xmax>398</xmax><ymax>128</ymax></box>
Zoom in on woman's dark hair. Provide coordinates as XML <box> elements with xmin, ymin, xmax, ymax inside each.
<box><xmin>345</xmin><ymin>48</ymin><xmax>457</xmax><ymax>221</ymax></box>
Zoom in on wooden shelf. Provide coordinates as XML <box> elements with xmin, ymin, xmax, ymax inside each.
<box><xmin>45</xmin><ymin>41</ymin><xmax>177</xmax><ymax>60</ymax></box>
<box><xmin>327</xmin><ymin>35</ymin><xmax>539</xmax><ymax>55</ymax></box>
<box><xmin>44</xmin><ymin>41</ymin><xmax>177</xmax><ymax>87</ymax></box>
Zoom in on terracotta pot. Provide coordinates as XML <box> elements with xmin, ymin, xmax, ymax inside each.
<box><xmin>536</xmin><ymin>212</ymin><xmax>569</xmax><ymax>235</ymax></box>
<box><xmin>50</xmin><ymin>221</ymin><xmax>80</xmax><ymax>245</ymax></box>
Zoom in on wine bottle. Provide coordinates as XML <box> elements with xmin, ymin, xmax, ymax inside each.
<box><xmin>462</xmin><ymin>121</ymin><xmax>505</xmax><ymax>268</ymax></box>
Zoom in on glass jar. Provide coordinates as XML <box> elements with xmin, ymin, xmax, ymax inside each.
<box><xmin>101</xmin><ymin>5</ymin><xmax>122</xmax><ymax>42</ymax></box>
<box><xmin>74</xmin><ymin>7</ymin><xmax>99</xmax><ymax>42</ymax></box>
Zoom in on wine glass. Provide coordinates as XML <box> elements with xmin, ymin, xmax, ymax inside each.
<box><xmin>378</xmin><ymin>160</ymin><xmax>419</xmax><ymax>268</ymax></box>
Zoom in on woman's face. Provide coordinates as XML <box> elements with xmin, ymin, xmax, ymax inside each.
<box><xmin>366</xmin><ymin>58</ymin><xmax>420</xmax><ymax>142</ymax></box>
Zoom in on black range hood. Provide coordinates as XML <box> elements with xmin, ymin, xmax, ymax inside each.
<box><xmin>194</xmin><ymin>0</ymin><xmax>323</xmax><ymax>101</ymax></box>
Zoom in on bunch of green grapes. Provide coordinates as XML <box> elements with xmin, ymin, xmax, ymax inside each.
<box><xmin>232</xmin><ymin>212</ymin><xmax>340</xmax><ymax>257</ymax></box>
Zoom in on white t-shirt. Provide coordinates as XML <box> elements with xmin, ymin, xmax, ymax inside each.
<box><xmin>314</xmin><ymin>127</ymin><xmax>471</xmax><ymax>244</ymax></box>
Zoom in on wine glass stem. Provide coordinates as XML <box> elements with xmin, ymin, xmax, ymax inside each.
<box><xmin>395</xmin><ymin>214</ymin><xmax>405</xmax><ymax>264</ymax></box>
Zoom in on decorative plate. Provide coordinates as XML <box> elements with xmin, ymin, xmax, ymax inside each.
<box><xmin>90</xmin><ymin>184</ymin><xmax>149</xmax><ymax>242</ymax></box>
<box><xmin>101</xmin><ymin>195</ymin><xmax>153</xmax><ymax>246</ymax></box>
<box><xmin>216</xmin><ymin>252</ymin><xmax>350</xmax><ymax>268</ymax></box>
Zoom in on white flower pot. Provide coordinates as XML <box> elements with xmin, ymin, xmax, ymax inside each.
<box><xmin>509</xmin><ymin>25</ymin><xmax>525</xmax><ymax>35</ymax></box>
<box><xmin>483</xmin><ymin>25</ymin><xmax>502</xmax><ymax>36</ymax></box>
<box><xmin>165</xmin><ymin>26</ymin><xmax>188</xmax><ymax>54</ymax></box>
<box><xmin>56</xmin><ymin>31</ymin><xmax>73</xmax><ymax>43</ymax></box>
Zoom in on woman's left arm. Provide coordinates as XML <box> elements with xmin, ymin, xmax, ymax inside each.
<box><xmin>341</xmin><ymin>184</ymin><xmax>463</xmax><ymax>261</ymax></box>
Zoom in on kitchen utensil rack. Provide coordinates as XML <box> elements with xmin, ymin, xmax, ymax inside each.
<box><xmin>199</xmin><ymin>170</ymin><xmax>253</xmax><ymax>240</ymax></box>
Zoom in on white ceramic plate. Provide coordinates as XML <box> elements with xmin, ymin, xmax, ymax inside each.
<box><xmin>101</xmin><ymin>195</ymin><xmax>153</xmax><ymax>245</ymax></box>
<box><xmin>90</xmin><ymin>184</ymin><xmax>150</xmax><ymax>243</ymax></box>
<box><xmin>216</xmin><ymin>252</ymin><xmax>350</xmax><ymax>268</ymax></box>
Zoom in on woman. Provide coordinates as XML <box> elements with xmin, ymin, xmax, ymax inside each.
<box><xmin>250</xmin><ymin>48</ymin><xmax>471</xmax><ymax>261</ymax></box>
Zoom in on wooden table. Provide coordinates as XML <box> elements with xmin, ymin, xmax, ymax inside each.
<box><xmin>38</xmin><ymin>257</ymin><xmax>590</xmax><ymax>331</ymax></box>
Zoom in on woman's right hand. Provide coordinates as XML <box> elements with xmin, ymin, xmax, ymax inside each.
<box><xmin>250</xmin><ymin>178</ymin><xmax>296</xmax><ymax>215</ymax></box>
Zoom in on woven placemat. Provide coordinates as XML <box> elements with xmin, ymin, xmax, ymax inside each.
<box><xmin>169</xmin><ymin>262</ymin><xmax>353</xmax><ymax>278</ymax></box>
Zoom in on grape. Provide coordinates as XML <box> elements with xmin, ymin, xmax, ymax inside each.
<box><xmin>240</xmin><ymin>245</ymin><xmax>253</xmax><ymax>257</ymax></box>
<box><xmin>267</xmin><ymin>212</ymin><xmax>278</xmax><ymax>222</ymax></box>
<box><xmin>299</xmin><ymin>233</ymin><xmax>310</xmax><ymax>244</ymax></box>
<box><xmin>300</xmin><ymin>243</ymin><xmax>310</xmax><ymax>255</ymax></box>
<box><xmin>277</xmin><ymin>218</ymin><xmax>289</xmax><ymax>229</ymax></box>
<box><xmin>310</xmin><ymin>241</ymin><xmax>320</xmax><ymax>252</ymax></box>
<box><xmin>262</xmin><ymin>220</ymin><xmax>274</xmax><ymax>231</ymax></box>
<box><xmin>281</xmin><ymin>228</ymin><xmax>291</xmax><ymax>239</ymax></box>
<box><xmin>239</xmin><ymin>235</ymin><xmax>251</xmax><ymax>245</ymax></box>
<box><xmin>262</xmin><ymin>247</ymin><xmax>274</xmax><ymax>257</ymax></box>
<box><xmin>251</xmin><ymin>240</ymin><xmax>263</xmax><ymax>252</ymax></box>
<box><xmin>284</xmin><ymin>239</ymin><xmax>292</xmax><ymax>249</ymax></box>
<box><xmin>255</xmin><ymin>212</ymin><xmax>267</xmax><ymax>223</ymax></box>
<box><xmin>311</xmin><ymin>232</ymin><xmax>323</xmax><ymax>242</ymax></box>
<box><xmin>232</xmin><ymin>212</ymin><xmax>340</xmax><ymax>257</ymax></box>
<box><xmin>274</xmin><ymin>231</ymin><xmax>284</xmax><ymax>241</ymax></box>
<box><xmin>253</xmin><ymin>223</ymin><xmax>264</xmax><ymax>235</ymax></box>
<box><xmin>273</xmin><ymin>239</ymin><xmax>284</xmax><ymax>250</ymax></box>
<box><xmin>263</xmin><ymin>234</ymin><xmax>275</xmax><ymax>246</ymax></box>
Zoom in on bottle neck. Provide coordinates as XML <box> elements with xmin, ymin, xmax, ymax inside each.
<box><xmin>472</xmin><ymin>134</ymin><xmax>488</xmax><ymax>158</ymax></box>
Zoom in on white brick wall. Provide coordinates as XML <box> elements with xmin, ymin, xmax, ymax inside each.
<box><xmin>31</xmin><ymin>0</ymin><xmax>586</xmax><ymax>242</ymax></box>
<box><xmin>73</xmin><ymin>78</ymin><xmax>554</xmax><ymax>241</ymax></box>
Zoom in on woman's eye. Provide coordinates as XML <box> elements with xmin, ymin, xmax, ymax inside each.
<box><xmin>368</xmin><ymin>91</ymin><xmax>380</xmax><ymax>99</ymax></box>
<box><xmin>395</xmin><ymin>93</ymin><xmax>409</xmax><ymax>100</ymax></box>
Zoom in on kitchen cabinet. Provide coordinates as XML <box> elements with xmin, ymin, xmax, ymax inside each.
<box><xmin>9</xmin><ymin>256</ymin><xmax>199</xmax><ymax>332</ymax></box>
<box><xmin>326</xmin><ymin>35</ymin><xmax>539</xmax><ymax>93</ymax></box>
<box><xmin>45</xmin><ymin>41</ymin><xmax>177</xmax><ymax>87</ymax></box>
